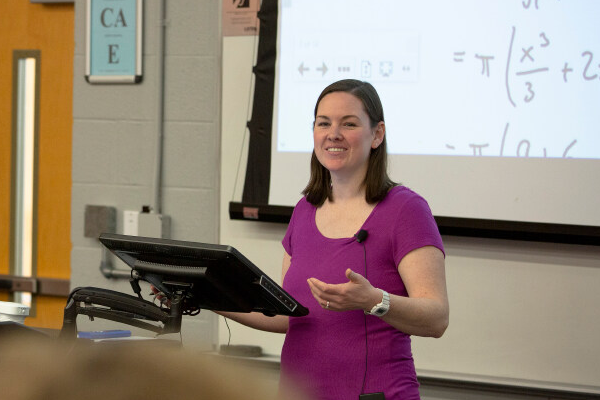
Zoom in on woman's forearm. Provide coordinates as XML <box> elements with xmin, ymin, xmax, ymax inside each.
<box><xmin>215</xmin><ymin>311</ymin><xmax>289</xmax><ymax>334</ymax></box>
<box><xmin>378</xmin><ymin>293</ymin><xmax>449</xmax><ymax>338</ymax></box>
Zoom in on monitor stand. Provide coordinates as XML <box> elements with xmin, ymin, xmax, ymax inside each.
<box><xmin>59</xmin><ymin>286</ymin><xmax>183</xmax><ymax>340</ymax></box>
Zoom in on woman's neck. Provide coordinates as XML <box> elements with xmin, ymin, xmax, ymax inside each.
<box><xmin>330</xmin><ymin>173</ymin><xmax>366</xmax><ymax>204</ymax></box>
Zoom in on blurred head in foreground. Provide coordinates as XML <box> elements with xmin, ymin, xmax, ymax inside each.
<box><xmin>0</xmin><ymin>337</ymin><xmax>308</xmax><ymax>400</ymax></box>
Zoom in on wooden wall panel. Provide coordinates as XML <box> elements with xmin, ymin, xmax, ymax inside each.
<box><xmin>0</xmin><ymin>1</ymin><xmax>74</xmax><ymax>329</ymax></box>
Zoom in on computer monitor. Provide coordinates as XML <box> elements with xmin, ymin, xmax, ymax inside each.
<box><xmin>98</xmin><ymin>233</ymin><xmax>308</xmax><ymax>317</ymax></box>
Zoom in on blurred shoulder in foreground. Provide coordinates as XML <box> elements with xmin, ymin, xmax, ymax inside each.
<box><xmin>0</xmin><ymin>337</ymin><xmax>309</xmax><ymax>400</ymax></box>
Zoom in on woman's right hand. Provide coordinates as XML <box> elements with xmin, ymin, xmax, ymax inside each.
<box><xmin>150</xmin><ymin>284</ymin><xmax>171</xmax><ymax>307</ymax></box>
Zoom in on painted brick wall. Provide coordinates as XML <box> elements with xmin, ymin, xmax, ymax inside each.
<box><xmin>70</xmin><ymin>0</ymin><xmax>220</xmax><ymax>349</ymax></box>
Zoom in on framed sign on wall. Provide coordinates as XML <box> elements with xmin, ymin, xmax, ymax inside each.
<box><xmin>85</xmin><ymin>0</ymin><xmax>143</xmax><ymax>83</ymax></box>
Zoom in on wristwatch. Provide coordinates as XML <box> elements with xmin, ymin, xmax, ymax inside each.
<box><xmin>364</xmin><ymin>289</ymin><xmax>390</xmax><ymax>316</ymax></box>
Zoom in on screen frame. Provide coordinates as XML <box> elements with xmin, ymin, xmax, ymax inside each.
<box><xmin>233</xmin><ymin>0</ymin><xmax>600</xmax><ymax>246</ymax></box>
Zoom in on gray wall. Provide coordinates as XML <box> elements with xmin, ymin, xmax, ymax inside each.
<box><xmin>70</xmin><ymin>0</ymin><xmax>220</xmax><ymax>349</ymax></box>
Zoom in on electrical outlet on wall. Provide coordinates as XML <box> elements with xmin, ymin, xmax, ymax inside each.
<box><xmin>123</xmin><ymin>210</ymin><xmax>139</xmax><ymax>236</ymax></box>
<box><xmin>138</xmin><ymin>213</ymin><xmax>171</xmax><ymax>239</ymax></box>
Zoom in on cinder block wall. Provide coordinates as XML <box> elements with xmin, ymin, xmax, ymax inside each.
<box><xmin>70</xmin><ymin>0</ymin><xmax>220</xmax><ymax>349</ymax></box>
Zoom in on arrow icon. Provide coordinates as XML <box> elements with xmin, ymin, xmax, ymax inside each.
<box><xmin>298</xmin><ymin>62</ymin><xmax>309</xmax><ymax>76</ymax></box>
<box><xmin>316</xmin><ymin>62</ymin><xmax>328</xmax><ymax>76</ymax></box>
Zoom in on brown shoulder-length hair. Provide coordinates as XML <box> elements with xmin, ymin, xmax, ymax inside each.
<box><xmin>302</xmin><ymin>79</ymin><xmax>397</xmax><ymax>206</ymax></box>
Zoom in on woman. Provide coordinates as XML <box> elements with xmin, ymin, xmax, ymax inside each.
<box><xmin>224</xmin><ymin>79</ymin><xmax>449</xmax><ymax>400</ymax></box>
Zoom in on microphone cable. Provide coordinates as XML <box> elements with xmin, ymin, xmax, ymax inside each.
<box><xmin>359</xmin><ymin>237</ymin><xmax>369</xmax><ymax>394</ymax></box>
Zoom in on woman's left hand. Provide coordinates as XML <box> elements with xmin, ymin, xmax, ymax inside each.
<box><xmin>307</xmin><ymin>268</ymin><xmax>381</xmax><ymax>312</ymax></box>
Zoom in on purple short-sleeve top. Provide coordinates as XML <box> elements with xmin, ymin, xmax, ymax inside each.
<box><xmin>280</xmin><ymin>186</ymin><xmax>444</xmax><ymax>400</ymax></box>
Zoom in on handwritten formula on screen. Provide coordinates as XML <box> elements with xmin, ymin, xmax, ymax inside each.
<box><xmin>277</xmin><ymin>0</ymin><xmax>599</xmax><ymax>159</ymax></box>
<box><xmin>446</xmin><ymin>0</ymin><xmax>599</xmax><ymax>158</ymax></box>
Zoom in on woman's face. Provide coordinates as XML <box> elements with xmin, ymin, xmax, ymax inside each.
<box><xmin>313</xmin><ymin>91</ymin><xmax>384</xmax><ymax>180</ymax></box>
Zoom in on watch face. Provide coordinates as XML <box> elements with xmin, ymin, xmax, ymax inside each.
<box><xmin>374</xmin><ymin>307</ymin><xmax>386</xmax><ymax>315</ymax></box>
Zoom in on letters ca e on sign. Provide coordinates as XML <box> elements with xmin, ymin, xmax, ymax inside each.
<box><xmin>85</xmin><ymin>0</ymin><xmax>143</xmax><ymax>83</ymax></box>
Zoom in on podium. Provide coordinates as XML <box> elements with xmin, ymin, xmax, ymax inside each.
<box><xmin>59</xmin><ymin>234</ymin><xmax>308</xmax><ymax>339</ymax></box>
<box><xmin>0</xmin><ymin>321</ymin><xmax>55</xmax><ymax>340</ymax></box>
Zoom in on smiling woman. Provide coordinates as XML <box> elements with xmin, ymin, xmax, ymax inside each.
<box><xmin>304</xmin><ymin>80</ymin><xmax>394</xmax><ymax>207</ymax></box>
<box><xmin>277</xmin><ymin>80</ymin><xmax>448</xmax><ymax>400</ymax></box>
<box><xmin>222</xmin><ymin>79</ymin><xmax>449</xmax><ymax>400</ymax></box>
<box><xmin>312</xmin><ymin>92</ymin><xmax>383</xmax><ymax>186</ymax></box>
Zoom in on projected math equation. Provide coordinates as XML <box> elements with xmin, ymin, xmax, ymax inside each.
<box><xmin>276</xmin><ymin>0</ymin><xmax>600</xmax><ymax>159</ymax></box>
<box><xmin>453</xmin><ymin>27</ymin><xmax>599</xmax><ymax>108</ymax></box>
<box><xmin>444</xmin><ymin>1</ymin><xmax>599</xmax><ymax>158</ymax></box>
